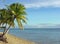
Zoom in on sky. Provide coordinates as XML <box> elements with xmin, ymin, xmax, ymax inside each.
<box><xmin>0</xmin><ymin>0</ymin><xmax>60</xmax><ymax>27</ymax></box>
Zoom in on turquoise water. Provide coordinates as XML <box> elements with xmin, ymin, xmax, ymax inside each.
<box><xmin>1</xmin><ymin>28</ymin><xmax>60</xmax><ymax>44</ymax></box>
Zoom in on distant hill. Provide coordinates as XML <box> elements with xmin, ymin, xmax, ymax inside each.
<box><xmin>24</xmin><ymin>24</ymin><xmax>60</xmax><ymax>28</ymax></box>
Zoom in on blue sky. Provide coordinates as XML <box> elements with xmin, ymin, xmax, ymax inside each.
<box><xmin>0</xmin><ymin>0</ymin><xmax>60</xmax><ymax>27</ymax></box>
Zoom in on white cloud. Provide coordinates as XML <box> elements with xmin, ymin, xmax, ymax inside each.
<box><xmin>24</xmin><ymin>0</ymin><xmax>60</xmax><ymax>8</ymax></box>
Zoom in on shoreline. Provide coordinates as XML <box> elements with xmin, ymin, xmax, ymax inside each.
<box><xmin>0</xmin><ymin>33</ymin><xmax>35</xmax><ymax>44</ymax></box>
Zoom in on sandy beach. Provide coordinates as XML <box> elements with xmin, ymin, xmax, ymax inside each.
<box><xmin>0</xmin><ymin>33</ymin><xmax>35</xmax><ymax>44</ymax></box>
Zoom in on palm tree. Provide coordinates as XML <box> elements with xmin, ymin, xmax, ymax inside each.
<box><xmin>0</xmin><ymin>9</ymin><xmax>12</xmax><ymax>36</ymax></box>
<box><xmin>3</xmin><ymin>3</ymin><xmax>27</xmax><ymax>35</ymax></box>
<box><xmin>0</xmin><ymin>3</ymin><xmax>27</xmax><ymax>43</ymax></box>
<box><xmin>0</xmin><ymin>9</ymin><xmax>10</xmax><ymax>43</ymax></box>
<box><xmin>0</xmin><ymin>9</ymin><xmax>8</xmax><ymax>28</ymax></box>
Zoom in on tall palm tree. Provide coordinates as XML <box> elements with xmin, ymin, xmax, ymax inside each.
<box><xmin>0</xmin><ymin>3</ymin><xmax>27</xmax><ymax>43</ymax></box>
<box><xmin>2</xmin><ymin>3</ymin><xmax>27</xmax><ymax>36</ymax></box>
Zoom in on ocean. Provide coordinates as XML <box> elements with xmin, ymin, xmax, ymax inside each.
<box><xmin>1</xmin><ymin>28</ymin><xmax>60</xmax><ymax>44</ymax></box>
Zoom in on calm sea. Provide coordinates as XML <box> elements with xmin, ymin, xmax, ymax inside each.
<box><xmin>1</xmin><ymin>28</ymin><xmax>60</xmax><ymax>44</ymax></box>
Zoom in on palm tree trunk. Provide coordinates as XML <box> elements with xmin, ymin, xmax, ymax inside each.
<box><xmin>2</xmin><ymin>25</ymin><xmax>11</xmax><ymax>37</ymax></box>
<box><xmin>3</xmin><ymin>25</ymin><xmax>6</xmax><ymax>36</ymax></box>
<box><xmin>0</xmin><ymin>25</ymin><xmax>11</xmax><ymax>43</ymax></box>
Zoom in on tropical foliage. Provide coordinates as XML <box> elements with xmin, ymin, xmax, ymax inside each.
<box><xmin>0</xmin><ymin>3</ymin><xmax>27</xmax><ymax>36</ymax></box>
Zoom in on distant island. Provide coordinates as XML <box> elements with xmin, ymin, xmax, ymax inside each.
<box><xmin>24</xmin><ymin>24</ymin><xmax>60</xmax><ymax>28</ymax></box>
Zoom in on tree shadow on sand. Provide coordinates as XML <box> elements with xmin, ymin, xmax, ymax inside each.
<box><xmin>0</xmin><ymin>34</ymin><xmax>8</xmax><ymax>43</ymax></box>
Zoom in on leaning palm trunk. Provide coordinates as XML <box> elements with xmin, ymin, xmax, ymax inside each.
<box><xmin>2</xmin><ymin>25</ymin><xmax>11</xmax><ymax>37</ymax></box>
<box><xmin>0</xmin><ymin>27</ymin><xmax>10</xmax><ymax>43</ymax></box>
<box><xmin>2</xmin><ymin>17</ymin><xmax>15</xmax><ymax>36</ymax></box>
<box><xmin>0</xmin><ymin>25</ymin><xmax>11</xmax><ymax>43</ymax></box>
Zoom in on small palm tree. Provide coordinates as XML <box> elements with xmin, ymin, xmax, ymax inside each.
<box><xmin>0</xmin><ymin>9</ymin><xmax>8</xmax><ymax>28</ymax></box>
